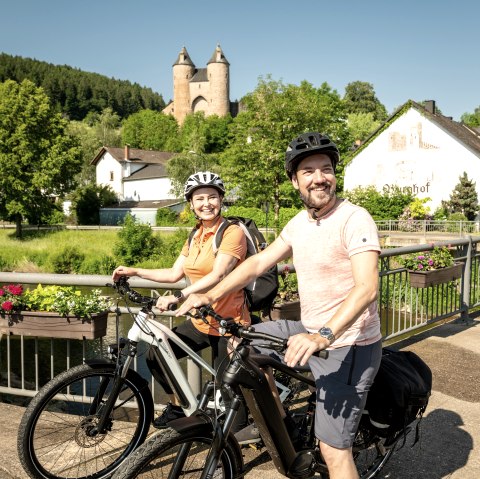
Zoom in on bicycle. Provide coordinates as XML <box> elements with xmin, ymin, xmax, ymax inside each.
<box><xmin>17</xmin><ymin>278</ymin><xmax>297</xmax><ymax>479</ymax></box>
<box><xmin>111</xmin><ymin>307</ymin><xmax>414</xmax><ymax>479</ymax></box>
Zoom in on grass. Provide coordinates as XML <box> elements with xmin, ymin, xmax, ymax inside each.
<box><xmin>0</xmin><ymin>229</ymin><xmax>152</xmax><ymax>273</ymax></box>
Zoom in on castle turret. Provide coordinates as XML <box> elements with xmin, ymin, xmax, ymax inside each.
<box><xmin>206</xmin><ymin>44</ymin><xmax>230</xmax><ymax>117</ymax></box>
<box><xmin>172</xmin><ymin>47</ymin><xmax>195</xmax><ymax>124</ymax></box>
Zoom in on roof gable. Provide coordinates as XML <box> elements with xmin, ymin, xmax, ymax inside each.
<box><xmin>349</xmin><ymin>100</ymin><xmax>480</xmax><ymax>160</ymax></box>
<box><xmin>91</xmin><ymin>146</ymin><xmax>176</xmax><ymax>166</ymax></box>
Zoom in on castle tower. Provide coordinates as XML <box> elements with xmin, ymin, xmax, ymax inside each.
<box><xmin>172</xmin><ymin>46</ymin><xmax>195</xmax><ymax>124</ymax></box>
<box><xmin>206</xmin><ymin>44</ymin><xmax>230</xmax><ymax>117</ymax></box>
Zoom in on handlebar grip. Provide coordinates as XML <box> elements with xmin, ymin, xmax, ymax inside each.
<box><xmin>314</xmin><ymin>350</ymin><xmax>329</xmax><ymax>359</ymax></box>
<box><xmin>167</xmin><ymin>303</ymin><xmax>178</xmax><ymax>311</ymax></box>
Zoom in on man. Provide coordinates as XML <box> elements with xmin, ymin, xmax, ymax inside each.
<box><xmin>177</xmin><ymin>132</ymin><xmax>382</xmax><ymax>479</ymax></box>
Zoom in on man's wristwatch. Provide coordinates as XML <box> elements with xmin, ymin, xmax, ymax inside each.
<box><xmin>318</xmin><ymin>327</ymin><xmax>335</xmax><ymax>344</ymax></box>
<box><xmin>173</xmin><ymin>290</ymin><xmax>185</xmax><ymax>302</ymax></box>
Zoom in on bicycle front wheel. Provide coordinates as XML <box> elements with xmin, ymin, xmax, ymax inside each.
<box><xmin>112</xmin><ymin>425</ymin><xmax>243</xmax><ymax>479</ymax></box>
<box><xmin>18</xmin><ymin>363</ymin><xmax>153</xmax><ymax>479</ymax></box>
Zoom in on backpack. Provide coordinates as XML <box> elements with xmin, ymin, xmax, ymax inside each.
<box><xmin>365</xmin><ymin>349</ymin><xmax>432</xmax><ymax>444</ymax></box>
<box><xmin>188</xmin><ymin>216</ymin><xmax>279</xmax><ymax>312</ymax></box>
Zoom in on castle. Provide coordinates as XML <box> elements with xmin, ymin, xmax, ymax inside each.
<box><xmin>163</xmin><ymin>45</ymin><xmax>237</xmax><ymax>124</ymax></box>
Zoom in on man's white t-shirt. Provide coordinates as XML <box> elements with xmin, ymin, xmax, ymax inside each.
<box><xmin>280</xmin><ymin>200</ymin><xmax>382</xmax><ymax>348</ymax></box>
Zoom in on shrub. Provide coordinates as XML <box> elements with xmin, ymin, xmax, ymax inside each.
<box><xmin>51</xmin><ymin>246</ymin><xmax>85</xmax><ymax>273</ymax></box>
<box><xmin>114</xmin><ymin>214</ymin><xmax>159</xmax><ymax>265</ymax></box>
<box><xmin>156</xmin><ymin>208</ymin><xmax>178</xmax><ymax>226</ymax></box>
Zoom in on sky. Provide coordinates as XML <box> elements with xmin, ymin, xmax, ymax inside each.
<box><xmin>1</xmin><ymin>0</ymin><xmax>478</xmax><ymax>121</ymax></box>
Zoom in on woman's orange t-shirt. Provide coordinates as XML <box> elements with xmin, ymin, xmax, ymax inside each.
<box><xmin>181</xmin><ymin>218</ymin><xmax>251</xmax><ymax>335</ymax></box>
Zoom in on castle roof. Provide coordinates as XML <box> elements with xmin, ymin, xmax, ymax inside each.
<box><xmin>207</xmin><ymin>44</ymin><xmax>229</xmax><ymax>65</ymax></box>
<box><xmin>190</xmin><ymin>68</ymin><xmax>208</xmax><ymax>82</ymax></box>
<box><xmin>173</xmin><ymin>46</ymin><xmax>194</xmax><ymax>67</ymax></box>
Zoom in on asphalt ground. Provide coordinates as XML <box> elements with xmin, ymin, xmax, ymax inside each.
<box><xmin>1</xmin><ymin>317</ymin><xmax>479</xmax><ymax>479</ymax></box>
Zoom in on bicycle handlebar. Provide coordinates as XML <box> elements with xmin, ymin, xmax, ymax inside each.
<box><xmin>107</xmin><ymin>277</ymin><xmax>157</xmax><ymax>310</ymax></box>
<box><xmin>189</xmin><ymin>305</ymin><xmax>328</xmax><ymax>359</ymax></box>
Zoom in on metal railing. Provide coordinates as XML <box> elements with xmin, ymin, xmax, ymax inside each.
<box><xmin>376</xmin><ymin>220</ymin><xmax>480</xmax><ymax>236</ymax></box>
<box><xmin>1</xmin><ymin>237</ymin><xmax>479</xmax><ymax>404</ymax></box>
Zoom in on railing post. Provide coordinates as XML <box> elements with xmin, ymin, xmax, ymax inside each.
<box><xmin>457</xmin><ymin>236</ymin><xmax>472</xmax><ymax>324</ymax></box>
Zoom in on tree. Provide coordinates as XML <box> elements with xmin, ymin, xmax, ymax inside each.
<box><xmin>460</xmin><ymin>106</ymin><xmax>480</xmax><ymax>128</ymax></box>
<box><xmin>343</xmin><ymin>186</ymin><xmax>413</xmax><ymax>220</ymax></box>
<box><xmin>343</xmin><ymin>81</ymin><xmax>388</xmax><ymax>122</ymax></box>
<box><xmin>221</xmin><ymin>77</ymin><xmax>350</xmax><ymax>227</ymax></box>
<box><xmin>445</xmin><ymin>172</ymin><xmax>479</xmax><ymax>221</ymax></box>
<box><xmin>346</xmin><ymin>112</ymin><xmax>381</xmax><ymax>143</ymax></box>
<box><xmin>0</xmin><ymin>79</ymin><xmax>82</xmax><ymax>237</ymax></box>
<box><xmin>122</xmin><ymin>109</ymin><xmax>179</xmax><ymax>151</ymax></box>
<box><xmin>70</xmin><ymin>184</ymin><xmax>118</xmax><ymax>225</ymax></box>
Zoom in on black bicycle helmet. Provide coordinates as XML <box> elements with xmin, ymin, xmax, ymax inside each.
<box><xmin>184</xmin><ymin>171</ymin><xmax>226</xmax><ymax>200</ymax></box>
<box><xmin>285</xmin><ymin>132</ymin><xmax>340</xmax><ymax>178</ymax></box>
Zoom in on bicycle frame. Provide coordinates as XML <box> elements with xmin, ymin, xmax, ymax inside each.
<box><xmin>202</xmin><ymin>347</ymin><xmax>321</xmax><ymax>479</ymax></box>
<box><xmin>120</xmin><ymin>307</ymin><xmax>217</xmax><ymax>416</ymax></box>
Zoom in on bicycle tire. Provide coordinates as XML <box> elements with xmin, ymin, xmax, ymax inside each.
<box><xmin>18</xmin><ymin>363</ymin><xmax>153</xmax><ymax>479</ymax></box>
<box><xmin>111</xmin><ymin>424</ymin><xmax>243</xmax><ymax>479</ymax></box>
<box><xmin>353</xmin><ymin>424</ymin><xmax>395</xmax><ymax>479</ymax></box>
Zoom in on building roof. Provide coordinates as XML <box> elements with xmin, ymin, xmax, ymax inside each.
<box><xmin>105</xmin><ymin>199</ymin><xmax>183</xmax><ymax>209</ymax></box>
<box><xmin>173</xmin><ymin>46</ymin><xmax>195</xmax><ymax>67</ymax></box>
<box><xmin>350</xmin><ymin>100</ymin><xmax>480</xmax><ymax>159</ymax></box>
<box><xmin>190</xmin><ymin>68</ymin><xmax>208</xmax><ymax>82</ymax></box>
<box><xmin>123</xmin><ymin>163</ymin><xmax>168</xmax><ymax>181</ymax></box>
<box><xmin>91</xmin><ymin>146</ymin><xmax>176</xmax><ymax>166</ymax></box>
<box><xmin>207</xmin><ymin>44</ymin><xmax>229</xmax><ymax>65</ymax></box>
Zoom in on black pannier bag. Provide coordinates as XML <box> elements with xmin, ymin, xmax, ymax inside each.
<box><xmin>188</xmin><ymin>216</ymin><xmax>279</xmax><ymax>313</ymax></box>
<box><xmin>365</xmin><ymin>349</ymin><xmax>432</xmax><ymax>444</ymax></box>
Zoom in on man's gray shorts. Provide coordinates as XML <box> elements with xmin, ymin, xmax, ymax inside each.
<box><xmin>251</xmin><ymin>319</ymin><xmax>382</xmax><ymax>449</ymax></box>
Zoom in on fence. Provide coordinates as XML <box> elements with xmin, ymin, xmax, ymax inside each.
<box><xmin>376</xmin><ymin>219</ymin><xmax>480</xmax><ymax>236</ymax></box>
<box><xmin>1</xmin><ymin>237</ymin><xmax>479</xmax><ymax>404</ymax></box>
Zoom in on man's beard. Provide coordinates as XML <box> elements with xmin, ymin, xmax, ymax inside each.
<box><xmin>299</xmin><ymin>185</ymin><xmax>336</xmax><ymax>211</ymax></box>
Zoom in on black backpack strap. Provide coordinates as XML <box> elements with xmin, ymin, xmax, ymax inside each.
<box><xmin>188</xmin><ymin>226</ymin><xmax>200</xmax><ymax>249</ymax></box>
<box><xmin>212</xmin><ymin>218</ymin><xmax>234</xmax><ymax>255</ymax></box>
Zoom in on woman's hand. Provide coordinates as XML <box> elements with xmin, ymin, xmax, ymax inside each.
<box><xmin>284</xmin><ymin>333</ymin><xmax>328</xmax><ymax>367</ymax></box>
<box><xmin>175</xmin><ymin>293</ymin><xmax>211</xmax><ymax>316</ymax></box>
<box><xmin>112</xmin><ymin>266</ymin><xmax>137</xmax><ymax>281</ymax></box>
<box><xmin>155</xmin><ymin>295</ymin><xmax>178</xmax><ymax>312</ymax></box>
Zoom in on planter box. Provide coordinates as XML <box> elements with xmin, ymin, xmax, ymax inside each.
<box><xmin>269</xmin><ymin>301</ymin><xmax>301</xmax><ymax>321</ymax></box>
<box><xmin>408</xmin><ymin>263</ymin><xmax>463</xmax><ymax>288</ymax></box>
<box><xmin>0</xmin><ymin>310</ymin><xmax>109</xmax><ymax>340</ymax></box>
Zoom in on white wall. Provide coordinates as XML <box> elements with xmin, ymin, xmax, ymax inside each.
<box><xmin>344</xmin><ymin>109</ymin><xmax>480</xmax><ymax>211</ymax></box>
<box><xmin>96</xmin><ymin>152</ymin><xmax>123</xmax><ymax>199</ymax></box>
<box><xmin>123</xmin><ymin>177</ymin><xmax>176</xmax><ymax>202</ymax></box>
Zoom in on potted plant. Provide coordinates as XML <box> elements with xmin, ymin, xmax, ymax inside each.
<box><xmin>269</xmin><ymin>266</ymin><xmax>301</xmax><ymax>321</ymax></box>
<box><xmin>0</xmin><ymin>284</ymin><xmax>111</xmax><ymax>339</ymax></box>
<box><xmin>400</xmin><ymin>246</ymin><xmax>463</xmax><ymax>288</ymax></box>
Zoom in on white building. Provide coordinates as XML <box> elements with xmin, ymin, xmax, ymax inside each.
<box><xmin>344</xmin><ymin>101</ymin><xmax>480</xmax><ymax>213</ymax></box>
<box><xmin>92</xmin><ymin>145</ymin><xmax>182</xmax><ymax>225</ymax></box>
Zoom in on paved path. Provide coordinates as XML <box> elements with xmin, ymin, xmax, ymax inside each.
<box><xmin>1</xmin><ymin>318</ymin><xmax>479</xmax><ymax>479</ymax></box>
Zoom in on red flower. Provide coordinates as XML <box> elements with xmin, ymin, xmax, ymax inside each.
<box><xmin>0</xmin><ymin>289</ymin><xmax>4</xmax><ymax>296</ymax></box>
<box><xmin>6</xmin><ymin>284</ymin><xmax>23</xmax><ymax>296</ymax></box>
<box><xmin>1</xmin><ymin>301</ymin><xmax>14</xmax><ymax>311</ymax></box>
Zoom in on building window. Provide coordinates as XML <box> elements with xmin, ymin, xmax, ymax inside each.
<box><xmin>110</xmin><ymin>171</ymin><xmax>114</xmax><ymax>181</ymax></box>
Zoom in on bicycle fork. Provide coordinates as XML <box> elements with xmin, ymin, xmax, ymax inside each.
<box><xmin>89</xmin><ymin>341</ymin><xmax>137</xmax><ymax>436</ymax></box>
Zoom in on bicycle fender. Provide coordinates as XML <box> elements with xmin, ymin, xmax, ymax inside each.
<box><xmin>167</xmin><ymin>410</ymin><xmax>214</xmax><ymax>433</ymax></box>
<box><xmin>84</xmin><ymin>359</ymin><xmax>151</xmax><ymax>387</ymax></box>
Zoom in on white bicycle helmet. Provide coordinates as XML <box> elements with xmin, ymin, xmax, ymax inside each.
<box><xmin>184</xmin><ymin>171</ymin><xmax>226</xmax><ymax>200</ymax></box>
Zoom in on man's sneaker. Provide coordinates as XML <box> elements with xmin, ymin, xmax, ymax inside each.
<box><xmin>234</xmin><ymin>423</ymin><xmax>261</xmax><ymax>445</ymax></box>
<box><xmin>153</xmin><ymin>403</ymin><xmax>185</xmax><ymax>429</ymax></box>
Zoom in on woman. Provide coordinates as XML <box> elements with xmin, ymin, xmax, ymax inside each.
<box><xmin>112</xmin><ymin>171</ymin><xmax>250</xmax><ymax>427</ymax></box>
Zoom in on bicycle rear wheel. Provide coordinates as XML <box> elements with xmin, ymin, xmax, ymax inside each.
<box><xmin>18</xmin><ymin>363</ymin><xmax>153</xmax><ymax>479</ymax></box>
<box><xmin>111</xmin><ymin>424</ymin><xmax>243</xmax><ymax>479</ymax></box>
<box><xmin>353</xmin><ymin>424</ymin><xmax>394</xmax><ymax>479</ymax></box>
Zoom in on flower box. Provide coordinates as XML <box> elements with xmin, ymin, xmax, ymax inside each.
<box><xmin>269</xmin><ymin>301</ymin><xmax>301</xmax><ymax>321</ymax></box>
<box><xmin>408</xmin><ymin>263</ymin><xmax>463</xmax><ymax>288</ymax></box>
<box><xmin>0</xmin><ymin>310</ymin><xmax>109</xmax><ymax>340</ymax></box>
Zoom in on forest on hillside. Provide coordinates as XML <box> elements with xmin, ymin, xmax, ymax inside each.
<box><xmin>0</xmin><ymin>53</ymin><xmax>165</xmax><ymax>120</ymax></box>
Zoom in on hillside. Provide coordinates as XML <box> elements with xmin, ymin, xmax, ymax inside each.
<box><xmin>0</xmin><ymin>52</ymin><xmax>165</xmax><ymax>120</ymax></box>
